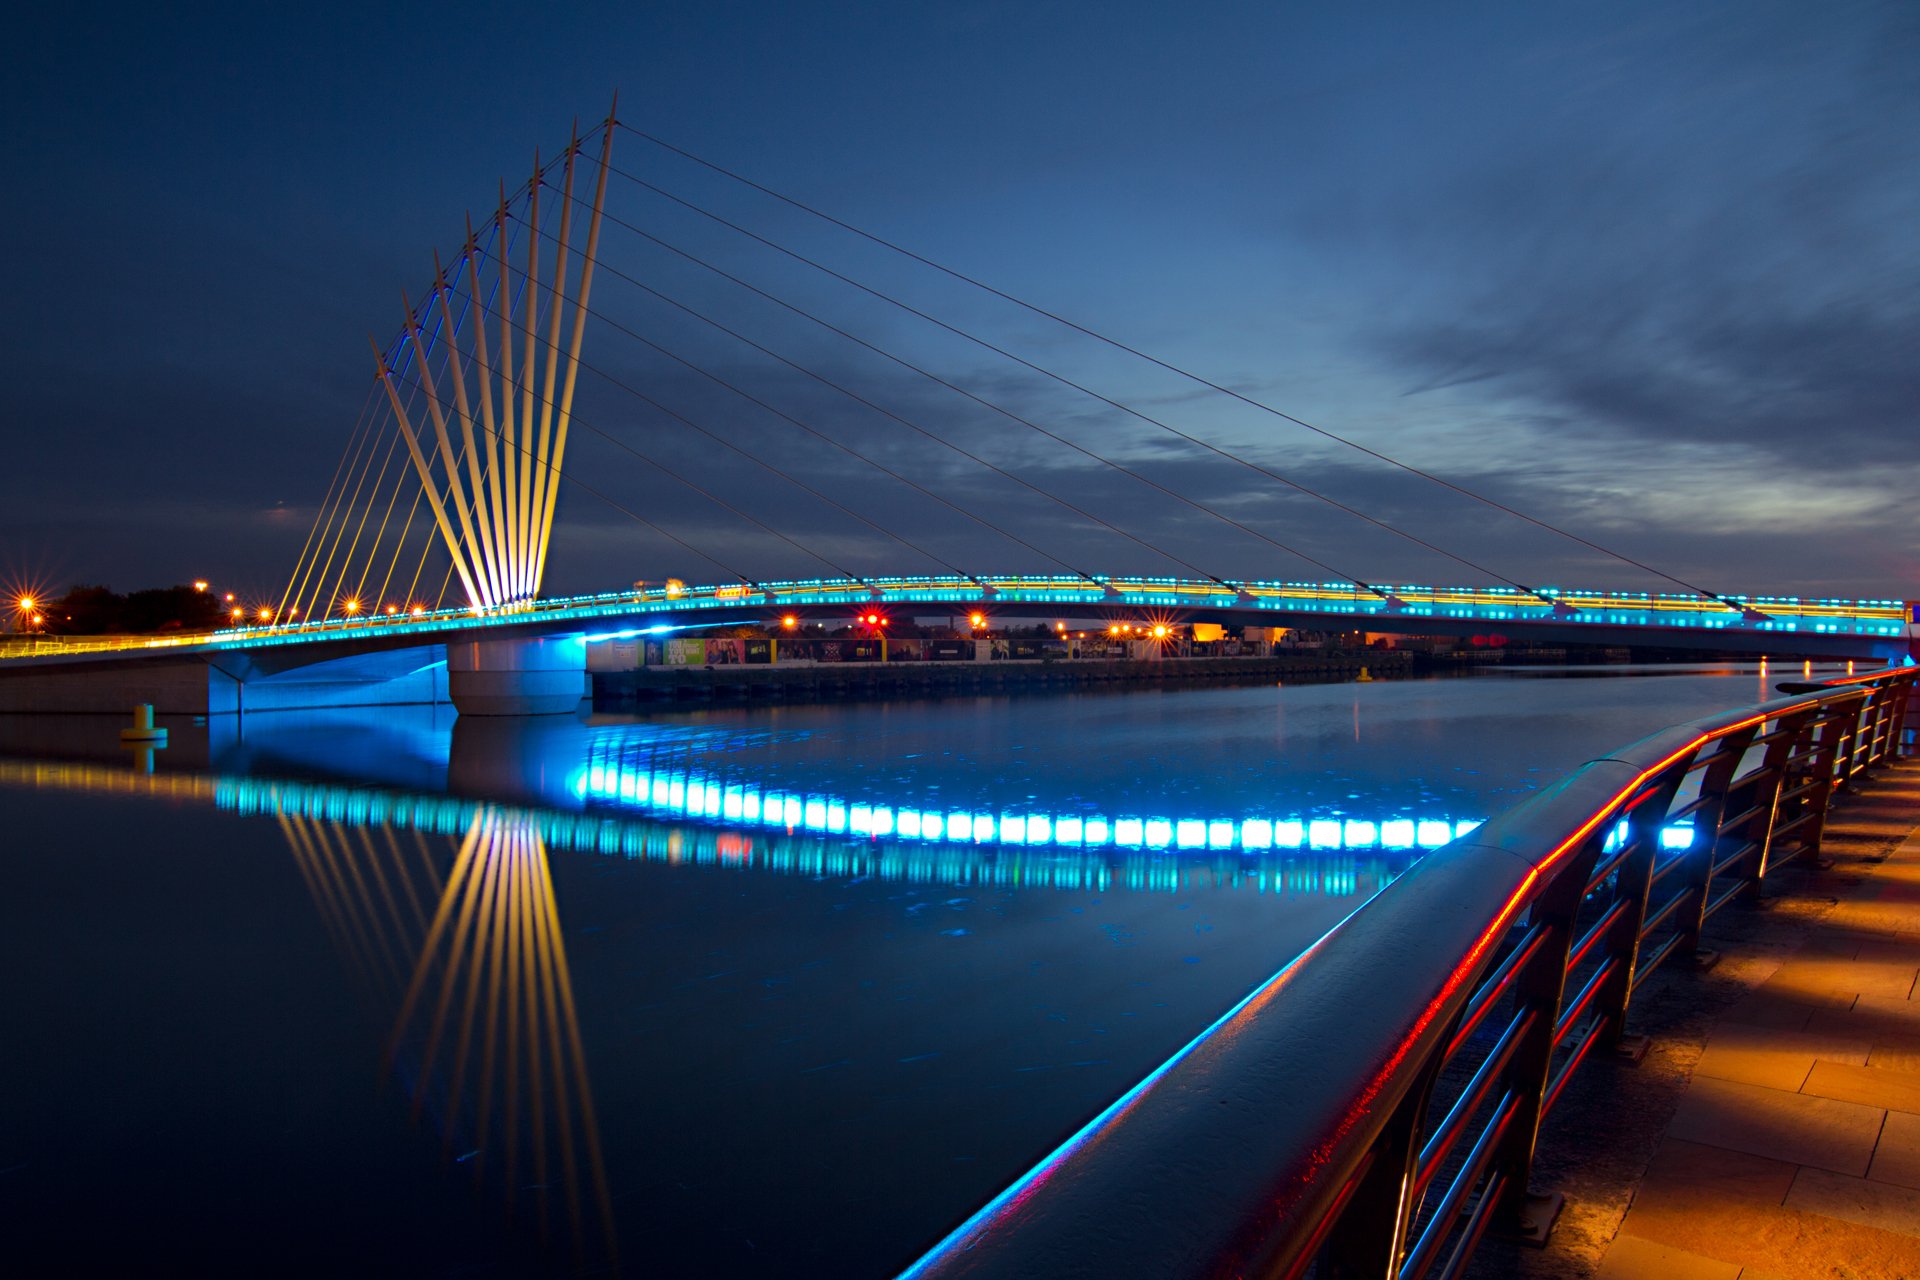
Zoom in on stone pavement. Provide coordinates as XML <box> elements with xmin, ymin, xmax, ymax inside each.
<box><xmin>1472</xmin><ymin>759</ymin><xmax>1920</xmax><ymax>1280</ymax></box>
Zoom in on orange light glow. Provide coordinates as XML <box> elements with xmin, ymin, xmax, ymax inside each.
<box><xmin>344</xmin><ymin>599</ymin><xmax>361</xmax><ymax>615</ymax></box>
<box><xmin>385</xmin><ymin>604</ymin><xmax>398</xmax><ymax>615</ymax></box>
<box><xmin>969</xmin><ymin>613</ymin><xmax>986</xmax><ymax>628</ymax></box>
<box><xmin>258</xmin><ymin>607</ymin><xmax>273</xmax><ymax>621</ymax></box>
<box><xmin>193</xmin><ymin>580</ymin><xmax>208</xmax><ymax>592</ymax></box>
<box><xmin>411</xmin><ymin>605</ymin><xmax>425</xmax><ymax>617</ymax></box>
<box><xmin>782</xmin><ymin>615</ymin><xmax>798</xmax><ymax>629</ymax></box>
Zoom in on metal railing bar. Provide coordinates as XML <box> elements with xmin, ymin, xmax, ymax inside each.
<box><xmin>1416</xmin><ymin>1009</ymin><xmax>1533</xmax><ymax>1199</ymax></box>
<box><xmin>1568</xmin><ymin>900</ymin><xmax>1630</xmax><ymax>975</ymax></box>
<box><xmin>1401</xmin><ymin>1091</ymin><xmax>1520</xmax><ymax>1280</ymax></box>
<box><xmin>1710</xmin><ymin>842</ymin><xmax>1759</xmax><ymax>879</ymax></box>
<box><xmin>1631</xmin><ymin>932</ymin><xmax>1686</xmax><ymax>991</ymax></box>
<box><xmin>1554</xmin><ymin>956</ymin><xmax>1619</xmax><ymax>1046</ymax></box>
<box><xmin>1543</xmin><ymin>1013</ymin><xmax>1608</xmax><ymax>1117</ymax></box>
<box><xmin>1703</xmin><ymin>877</ymin><xmax>1750</xmax><ymax>922</ymax></box>
<box><xmin>1445</xmin><ymin>924</ymin><xmax>1547</xmax><ymax>1061</ymax></box>
<box><xmin>1583</xmin><ymin>844</ymin><xmax>1637</xmax><ymax>896</ymax></box>
<box><xmin>1649</xmin><ymin>851</ymin><xmax>1690</xmax><ymax>888</ymax></box>
<box><xmin>1640</xmin><ymin>886</ymin><xmax>1692</xmax><ymax>940</ymax></box>
<box><xmin>1433</xmin><ymin>1169</ymin><xmax>1509</xmax><ymax>1280</ymax></box>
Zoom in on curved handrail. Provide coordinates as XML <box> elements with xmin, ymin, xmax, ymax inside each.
<box><xmin>900</xmin><ymin>667</ymin><xmax>1915</xmax><ymax>1279</ymax></box>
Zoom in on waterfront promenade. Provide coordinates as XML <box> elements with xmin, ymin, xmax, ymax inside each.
<box><xmin>1477</xmin><ymin>759</ymin><xmax>1920</xmax><ymax>1279</ymax></box>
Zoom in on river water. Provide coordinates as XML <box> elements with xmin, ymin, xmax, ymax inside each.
<box><xmin>0</xmin><ymin>662</ymin><xmax>1802</xmax><ymax>1275</ymax></box>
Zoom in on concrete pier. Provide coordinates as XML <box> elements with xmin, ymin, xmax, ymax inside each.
<box><xmin>445</xmin><ymin>634</ymin><xmax>586</xmax><ymax>716</ymax></box>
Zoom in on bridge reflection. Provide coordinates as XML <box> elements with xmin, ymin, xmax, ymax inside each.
<box><xmin>280</xmin><ymin>806</ymin><xmax>619</xmax><ymax>1268</ymax></box>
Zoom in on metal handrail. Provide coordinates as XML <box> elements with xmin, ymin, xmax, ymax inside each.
<box><xmin>899</xmin><ymin>666</ymin><xmax>1916</xmax><ymax>1280</ymax></box>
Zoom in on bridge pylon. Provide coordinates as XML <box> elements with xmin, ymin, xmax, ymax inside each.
<box><xmin>370</xmin><ymin>109</ymin><xmax>615</xmax><ymax>614</ymax></box>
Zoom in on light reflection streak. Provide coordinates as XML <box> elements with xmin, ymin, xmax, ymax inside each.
<box><xmin>302</xmin><ymin>806</ymin><xmax>619</xmax><ymax>1268</ymax></box>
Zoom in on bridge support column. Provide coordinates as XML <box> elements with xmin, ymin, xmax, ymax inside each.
<box><xmin>446</xmin><ymin>634</ymin><xmax>586</xmax><ymax>716</ymax></box>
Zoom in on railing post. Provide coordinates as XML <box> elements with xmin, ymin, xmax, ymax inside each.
<box><xmin>1677</xmin><ymin>728</ymin><xmax>1758</xmax><ymax>954</ymax></box>
<box><xmin>1318</xmin><ymin>1056</ymin><xmax>1441</xmax><ymax>1279</ymax></box>
<box><xmin>1596</xmin><ymin>770</ymin><xmax>1689</xmax><ymax>1044</ymax></box>
<box><xmin>1797</xmin><ymin>701</ymin><xmax>1858</xmax><ymax>857</ymax></box>
<box><xmin>1749</xmin><ymin>706</ymin><xmax>1817</xmax><ymax>886</ymax></box>
<box><xmin>1493</xmin><ymin>834</ymin><xmax>1598</xmax><ymax>1240</ymax></box>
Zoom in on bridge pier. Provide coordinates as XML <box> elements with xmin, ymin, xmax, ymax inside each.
<box><xmin>446</xmin><ymin>634</ymin><xmax>587</xmax><ymax>716</ymax></box>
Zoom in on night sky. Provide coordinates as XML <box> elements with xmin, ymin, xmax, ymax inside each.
<box><xmin>6</xmin><ymin>1</ymin><xmax>1915</xmax><ymax>610</ymax></box>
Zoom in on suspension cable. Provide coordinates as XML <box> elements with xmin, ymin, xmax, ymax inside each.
<box><xmin>616</xmin><ymin>124</ymin><xmax>1755</xmax><ymax>614</ymax></box>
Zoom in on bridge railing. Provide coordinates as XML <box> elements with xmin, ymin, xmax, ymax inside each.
<box><xmin>900</xmin><ymin>665</ymin><xmax>1916</xmax><ymax>1280</ymax></box>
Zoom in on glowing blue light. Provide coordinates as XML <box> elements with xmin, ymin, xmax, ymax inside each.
<box><xmin>783</xmin><ymin>796</ymin><xmax>802</xmax><ymax>826</ymax></box>
<box><xmin>1056</xmin><ymin>816</ymin><xmax>1083</xmax><ymax>845</ymax></box>
<box><xmin>1115</xmin><ymin>818</ymin><xmax>1144</xmax><ymax>847</ymax></box>
<box><xmin>1176</xmin><ymin>819</ymin><xmax>1206</xmax><ymax>849</ymax></box>
<box><xmin>1381</xmin><ymin>819</ymin><xmax>1416</xmax><ymax>850</ymax></box>
<box><xmin>804</xmin><ymin>799</ymin><xmax>827</xmax><ymax>829</ymax></box>
<box><xmin>1454</xmin><ymin>819</ymin><xmax>1483</xmax><ymax>838</ymax></box>
<box><xmin>1416</xmin><ymin>820</ymin><xmax>1452</xmax><ymax>847</ymax></box>
<box><xmin>1241</xmin><ymin>818</ymin><xmax>1273</xmax><ymax>849</ymax></box>
<box><xmin>922</xmin><ymin>812</ymin><xmax>945</xmax><ymax>840</ymax></box>
<box><xmin>743</xmin><ymin>791</ymin><xmax>761</xmax><ymax>821</ymax></box>
<box><xmin>1208</xmin><ymin>821</ymin><xmax>1235</xmax><ymax>849</ymax></box>
<box><xmin>1275</xmin><ymin>820</ymin><xmax>1305</xmax><ymax>848</ymax></box>
<box><xmin>1344</xmin><ymin>820</ymin><xmax>1378</xmax><ymax>848</ymax></box>
<box><xmin>1145</xmin><ymin>818</ymin><xmax>1173</xmax><ymax>848</ymax></box>
<box><xmin>826</xmin><ymin>803</ymin><xmax>846</xmax><ymax>834</ymax></box>
<box><xmin>652</xmin><ymin>777</ymin><xmax>670</xmax><ymax>806</ymax></box>
<box><xmin>722</xmin><ymin>788</ymin><xmax>743</xmax><ymax>820</ymax></box>
<box><xmin>947</xmin><ymin>812</ymin><xmax>972</xmax><ymax>841</ymax></box>
<box><xmin>872</xmin><ymin>806</ymin><xmax>895</xmax><ymax>836</ymax></box>
<box><xmin>1084</xmin><ymin>817</ymin><xmax>1111</xmax><ymax>846</ymax></box>
<box><xmin>850</xmin><ymin>804</ymin><xmax>873</xmax><ymax>834</ymax></box>
<box><xmin>668</xmin><ymin>779</ymin><xmax>685</xmax><ymax>808</ymax></box>
<box><xmin>1000</xmin><ymin>814</ymin><xmax>1027</xmax><ymax>844</ymax></box>
<box><xmin>1027</xmin><ymin>815</ymin><xmax>1051</xmax><ymax>845</ymax></box>
<box><xmin>1661</xmin><ymin>824</ymin><xmax>1696</xmax><ymax>850</ymax></box>
<box><xmin>898</xmin><ymin>809</ymin><xmax>922</xmax><ymax>838</ymax></box>
<box><xmin>973</xmin><ymin>814</ymin><xmax>995</xmax><ymax>843</ymax></box>
<box><xmin>1308</xmin><ymin>820</ymin><xmax>1343</xmax><ymax>849</ymax></box>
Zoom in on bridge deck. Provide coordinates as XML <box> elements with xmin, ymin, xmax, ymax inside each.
<box><xmin>1475</xmin><ymin>760</ymin><xmax>1920</xmax><ymax>1279</ymax></box>
<box><xmin>2</xmin><ymin>575</ymin><xmax>1911</xmax><ymax>665</ymax></box>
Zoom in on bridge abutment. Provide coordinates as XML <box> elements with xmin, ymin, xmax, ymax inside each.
<box><xmin>446</xmin><ymin>634</ymin><xmax>587</xmax><ymax>716</ymax></box>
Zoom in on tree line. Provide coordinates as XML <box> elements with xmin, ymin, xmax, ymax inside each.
<box><xmin>37</xmin><ymin>585</ymin><xmax>227</xmax><ymax>635</ymax></box>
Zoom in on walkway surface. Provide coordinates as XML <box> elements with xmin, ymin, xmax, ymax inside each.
<box><xmin>1472</xmin><ymin>758</ymin><xmax>1920</xmax><ymax>1280</ymax></box>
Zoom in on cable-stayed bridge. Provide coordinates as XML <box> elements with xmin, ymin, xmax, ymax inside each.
<box><xmin>5</xmin><ymin>105</ymin><xmax>1914</xmax><ymax>712</ymax></box>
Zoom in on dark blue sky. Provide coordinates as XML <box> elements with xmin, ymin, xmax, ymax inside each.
<box><xmin>5</xmin><ymin>1</ymin><xmax>1915</xmax><ymax>608</ymax></box>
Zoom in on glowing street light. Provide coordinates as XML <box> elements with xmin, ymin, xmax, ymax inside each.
<box><xmin>258</xmin><ymin>607</ymin><xmax>273</xmax><ymax>622</ymax></box>
<box><xmin>781</xmin><ymin>615</ymin><xmax>798</xmax><ymax>630</ymax></box>
<box><xmin>193</xmin><ymin>580</ymin><xmax>208</xmax><ymax>593</ymax></box>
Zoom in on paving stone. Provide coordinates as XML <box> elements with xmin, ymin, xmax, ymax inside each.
<box><xmin>1594</xmin><ymin>1232</ymin><xmax>1739</xmax><ymax>1279</ymax></box>
<box><xmin>1785</xmin><ymin>1165</ymin><xmax>1920</xmax><ymax>1238</ymax></box>
<box><xmin>1694</xmin><ymin>1023</ymin><xmax>1872</xmax><ymax>1091</ymax></box>
<box><xmin>1804</xmin><ymin>1060</ymin><xmax>1920</xmax><ymax>1115</ymax></box>
<box><xmin>1872</xmin><ymin>1035</ymin><xmax>1920</xmax><ymax>1075</ymax></box>
<box><xmin>1668</xmin><ymin>1076</ymin><xmax>1883</xmax><ymax>1176</ymax></box>
<box><xmin>1722</xmin><ymin>993</ymin><xmax>1819</xmax><ymax>1032</ymax></box>
<box><xmin>1771</xmin><ymin>954</ymin><xmax>1920</xmax><ymax>1000</ymax></box>
<box><xmin>1637</xmin><ymin>1137</ymin><xmax>1798</xmax><ymax>1207</ymax></box>
<box><xmin>1873</xmin><ymin>1111</ymin><xmax>1920</xmax><ymax>1190</ymax></box>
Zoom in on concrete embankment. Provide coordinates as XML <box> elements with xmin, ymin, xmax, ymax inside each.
<box><xmin>591</xmin><ymin>651</ymin><xmax>1411</xmax><ymax>705</ymax></box>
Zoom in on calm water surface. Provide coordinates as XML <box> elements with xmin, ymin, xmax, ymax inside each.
<box><xmin>0</xmin><ymin>663</ymin><xmax>1797</xmax><ymax>1275</ymax></box>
